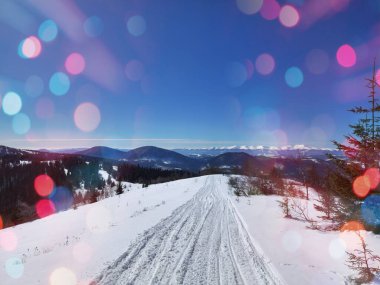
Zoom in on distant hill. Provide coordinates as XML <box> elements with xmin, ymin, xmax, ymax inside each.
<box><xmin>76</xmin><ymin>146</ymin><xmax>129</xmax><ymax>160</ymax></box>
<box><xmin>76</xmin><ymin>146</ymin><xmax>202</xmax><ymax>171</ymax></box>
<box><xmin>0</xmin><ymin>145</ymin><xmax>30</xmax><ymax>157</ymax></box>
<box><xmin>123</xmin><ymin>146</ymin><xmax>202</xmax><ymax>171</ymax></box>
<box><xmin>0</xmin><ymin>145</ymin><xmax>54</xmax><ymax>160</ymax></box>
<box><xmin>41</xmin><ymin>148</ymin><xmax>87</xmax><ymax>154</ymax></box>
<box><xmin>206</xmin><ymin>152</ymin><xmax>254</xmax><ymax>169</ymax></box>
<box><xmin>0</xmin><ymin>144</ymin><xmax>338</xmax><ymax>176</ymax></box>
<box><xmin>204</xmin><ymin>151</ymin><xmax>332</xmax><ymax>178</ymax></box>
<box><xmin>174</xmin><ymin>145</ymin><xmax>343</xmax><ymax>159</ymax></box>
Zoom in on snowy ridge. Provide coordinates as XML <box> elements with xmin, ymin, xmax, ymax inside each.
<box><xmin>175</xmin><ymin>145</ymin><xmax>343</xmax><ymax>160</ymax></box>
<box><xmin>180</xmin><ymin>145</ymin><xmax>335</xmax><ymax>151</ymax></box>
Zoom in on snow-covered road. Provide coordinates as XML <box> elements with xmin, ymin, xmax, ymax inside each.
<box><xmin>94</xmin><ymin>176</ymin><xmax>283</xmax><ymax>285</ymax></box>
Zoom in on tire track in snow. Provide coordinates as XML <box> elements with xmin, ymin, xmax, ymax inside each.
<box><xmin>93</xmin><ymin>176</ymin><xmax>284</xmax><ymax>285</ymax></box>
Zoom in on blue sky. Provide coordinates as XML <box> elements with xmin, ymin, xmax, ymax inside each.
<box><xmin>0</xmin><ymin>0</ymin><xmax>380</xmax><ymax>149</ymax></box>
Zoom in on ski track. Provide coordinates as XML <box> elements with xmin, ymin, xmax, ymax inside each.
<box><xmin>94</xmin><ymin>176</ymin><xmax>284</xmax><ymax>285</ymax></box>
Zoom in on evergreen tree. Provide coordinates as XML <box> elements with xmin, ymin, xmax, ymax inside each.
<box><xmin>270</xmin><ymin>166</ymin><xmax>285</xmax><ymax>195</ymax></box>
<box><xmin>116</xmin><ymin>179</ymin><xmax>124</xmax><ymax>195</ymax></box>
<box><xmin>324</xmin><ymin>61</ymin><xmax>380</xmax><ymax>230</ymax></box>
<box><xmin>332</xmin><ymin>61</ymin><xmax>380</xmax><ymax>170</ymax></box>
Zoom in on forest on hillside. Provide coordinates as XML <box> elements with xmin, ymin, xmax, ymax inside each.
<box><xmin>0</xmin><ymin>156</ymin><xmax>196</xmax><ymax>228</ymax></box>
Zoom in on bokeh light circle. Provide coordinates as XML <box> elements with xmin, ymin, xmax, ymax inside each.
<box><xmin>127</xmin><ymin>15</ymin><xmax>146</xmax><ymax>36</ymax></box>
<box><xmin>336</xmin><ymin>44</ymin><xmax>356</xmax><ymax>68</ymax></box>
<box><xmin>281</xmin><ymin>230</ymin><xmax>302</xmax><ymax>252</ymax></box>
<box><xmin>12</xmin><ymin>113</ymin><xmax>31</xmax><ymax>135</ymax></box>
<box><xmin>38</xmin><ymin>20</ymin><xmax>58</xmax><ymax>42</ymax></box>
<box><xmin>84</xmin><ymin>16</ymin><xmax>104</xmax><ymax>37</ymax></box>
<box><xmin>0</xmin><ymin>230</ymin><xmax>18</xmax><ymax>251</ymax></box>
<box><xmin>74</xmin><ymin>102</ymin><xmax>101</xmax><ymax>132</ymax></box>
<box><xmin>328</xmin><ymin>238</ymin><xmax>346</xmax><ymax>259</ymax></box>
<box><xmin>25</xmin><ymin>75</ymin><xmax>44</xmax><ymax>97</ymax></box>
<box><xmin>364</xmin><ymin>168</ymin><xmax>380</xmax><ymax>189</ymax></box>
<box><xmin>49</xmin><ymin>72</ymin><xmax>70</xmax><ymax>96</ymax></box>
<box><xmin>243</xmin><ymin>107</ymin><xmax>281</xmax><ymax>133</ymax></box>
<box><xmin>260</xmin><ymin>0</ymin><xmax>280</xmax><ymax>20</ymax></box>
<box><xmin>50</xmin><ymin>267</ymin><xmax>77</xmax><ymax>285</ymax></box>
<box><xmin>18</xmin><ymin>36</ymin><xmax>42</xmax><ymax>59</ymax></box>
<box><xmin>361</xmin><ymin>195</ymin><xmax>380</xmax><ymax>227</ymax></box>
<box><xmin>2</xmin><ymin>92</ymin><xmax>22</xmax><ymax>116</ymax></box>
<box><xmin>225</xmin><ymin>61</ymin><xmax>248</xmax><ymax>87</ymax></box>
<box><xmin>236</xmin><ymin>0</ymin><xmax>263</xmax><ymax>15</ymax></box>
<box><xmin>73</xmin><ymin>242</ymin><xmax>93</xmax><ymax>263</ymax></box>
<box><xmin>125</xmin><ymin>60</ymin><xmax>145</xmax><ymax>81</ymax></box>
<box><xmin>311</xmin><ymin>114</ymin><xmax>336</xmax><ymax>137</ymax></box>
<box><xmin>255</xmin><ymin>53</ymin><xmax>275</xmax><ymax>75</ymax></box>
<box><xmin>35</xmin><ymin>97</ymin><xmax>55</xmax><ymax>119</ymax></box>
<box><xmin>305</xmin><ymin>49</ymin><xmax>330</xmax><ymax>75</ymax></box>
<box><xmin>245</xmin><ymin>59</ymin><xmax>254</xmax><ymax>79</ymax></box>
<box><xmin>5</xmin><ymin>257</ymin><xmax>24</xmax><ymax>279</ymax></box>
<box><xmin>36</xmin><ymin>199</ymin><xmax>56</xmax><ymax>218</ymax></box>
<box><xmin>86</xmin><ymin>205</ymin><xmax>112</xmax><ymax>233</ymax></box>
<box><xmin>340</xmin><ymin>221</ymin><xmax>365</xmax><ymax>232</ymax></box>
<box><xmin>353</xmin><ymin>175</ymin><xmax>371</xmax><ymax>198</ymax></box>
<box><xmin>376</xmin><ymin>70</ymin><xmax>380</xmax><ymax>86</ymax></box>
<box><xmin>34</xmin><ymin>174</ymin><xmax>55</xmax><ymax>197</ymax></box>
<box><xmin>65</xmin><ymin>53</ymin><xmax>86</xmax><ymax>75</ymax></box>
<box><xmin>279</xmin><ymin>5</ymin><xmax>300</xmax><ymax>28</ymax></box>
<box><xmin>285</xmin><ymin>66</ymin><xmax>304</xmax><ymax>88</ymax></box>
<box><xmin>50</xmin><ymin>186</ymin><xmax>73</xmax><ymax>212</ymax></box>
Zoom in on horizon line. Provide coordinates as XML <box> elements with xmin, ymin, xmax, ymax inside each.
<box><xmin>0</xmin><ymin>141</ymin><xmax>336</xmax><ymax>151</ymax></box>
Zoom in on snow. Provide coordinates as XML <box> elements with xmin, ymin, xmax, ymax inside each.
<box><xmin>98</xmin><ymin>170</ymin><xmax>111</xmax><ymax>181</ymax></box>
<box><xmin>180</xmin><ymin>145</ymin><xmax>336</xmax><ymax>151</ymax></box>
<box><xmin>94</xmin><ymin>176</ymin><xmax>283</xmax><ymax>285</ymax></box>
<box><xmin>0</xmin><ymin>177</ymin><xmax>204</xmax><ymax>285</ymax></box>
<box><xmin>293</xmin><ymin>144</ymin><xmax>308</xmax><ymax>150</ymax></box>
<box><xmin>232</xmin><ymin>185</ymin><xmax>380</xmax><ymax>284</ymax></box>
<box><xmin>1</xmin><ymin>174</ymin><xmax>379</xmax><ymax>285</ymax></box>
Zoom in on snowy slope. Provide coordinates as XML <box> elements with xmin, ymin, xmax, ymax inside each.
<box><xmin>2</xmin><ymin>175</ymin><xmax>379</xmax><ymax>285</ymax></box>
<box><xmin>0</xmin><ymin>177</ymin><xmax>205</xmax><ymax>285</ymax></box>
<box><xmin>232</xmin><ymin>189</ymin><xmax>380</xmax><ymax>284</ymax></box>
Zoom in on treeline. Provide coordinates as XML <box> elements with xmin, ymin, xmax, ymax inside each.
<box><xmin>114</xmin><ymin>163</ymin><xmax>197</xmax><ymax>186</ymax></box>
<box><xmin>0</xmin><ymin>156</ymin><xmax>197</xmax><ymax>228</ymax></box>
<box><xmin>0</xmin><ymin>158</ymin><xmax>106</xmax><ymax>227</ymax></box>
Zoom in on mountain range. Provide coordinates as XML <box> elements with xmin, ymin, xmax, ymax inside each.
<box><xmin>76</xmin><ymin>146</ymin><xmax>203</xmax><ymax>171</ymax></box>
<box><xmin>0</xmin><ymin>145</ymin><xmax>340</xmax><ymax>175</ymax></box>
